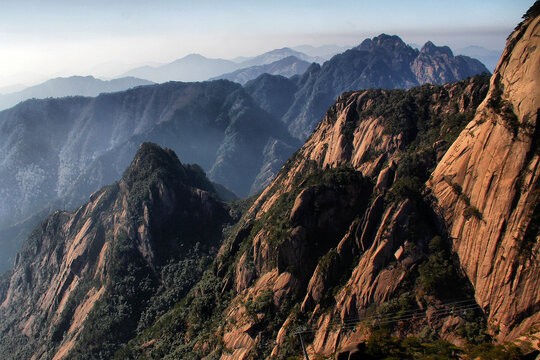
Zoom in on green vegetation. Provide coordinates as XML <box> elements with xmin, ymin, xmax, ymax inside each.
<box><xmin>0</xmin><ymin>269</ymin><xmax>12</xmax><ymax>303</ymax></box>
<box><xmin>357</xmin><ymin>329</ymin><xmax>462</xmax><ymax>360</ymax></box>
<box><xmin>487</xmin><ymin>76</ymin><xmax>522</xmax><ymax>137</ymax></box>
<box><xmin>467</xmin><ymin>342</ymin><xmax>526</xmax><ymax>360</ymax></box>
<box><xmin>113</xmin><ymin>269</ymin><xmax>232</xmax><ymax>359</ymax></box>
<box><xmin>518</xmin><ymin>199</ymin><xmax>540</xmax><ymax>260</ymax></box>
<box><xmin>418</xmin><ymin>237</ymin><xmax>457</xmax><ymax>298</ymax></box>
<box><xmin>463</xmin><ymin>205</ymin><xmax>483</xmax><ymax>220</ymax></box>
<box><xmin>339</xmin><ymin>329</ymin><xmax>526</xmax><ymax>360</ymax></box>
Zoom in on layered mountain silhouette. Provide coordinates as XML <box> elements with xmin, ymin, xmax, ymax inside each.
<box><xmin>248</xmin><ymin>34</ymin><xmax>490</xmax><ymax>140</ymax></box>
<box><xmin>0</xmin><ymin>80</ymin><xmax>299</xmax><ymax>271</ymax></box>
<box><xmin>457</xmin><ymin>45</ymin><xmax>502</xmax><ymax>72</ymax></box>
<box><xmin>0</xmin><ymin>76</ymin><xmax>153</xmax><ymax>111</ymax></box>
<box><xmin>292</xmin><ymin>44</ymin><xmax>352</xmax><ymax>59</ymax></box>
<box><xmin>120</xmin><ymin>47</ymin><xmax>322</xmax><ymax>83</ymax></box>
<box><xmin>0</xmin><ymin>4</ymin><xmax>538</xmax><ymax>359</ymax></box>
<box><xmin>210</xmin><ymin>56</ymin><xmax>311</xmax><ymax>85</ymax></box>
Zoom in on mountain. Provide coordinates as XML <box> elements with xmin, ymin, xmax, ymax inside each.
<box><xmin>457</xmin><ymin>45</ymin><xmax>503</xmax><ymax>72</ymax></box>
<box><xmin>411</xmin><ymin>41</ymin><xmax>489</xmax><ymax>84</ymax></box>
<box><xmin>0</xmin><ymin>143</ymin><xmax>233</xmax><ymax>359</ymax></box>
<box><xmin>244</xmin><ymin>73</ymin><xmax>298</xmax><ymax>120</ymax></box>
<box><xmin>121</xmin><ymin>54</ymin><xmax>240</xmax><ymax>83</ymax></box>
<box><xmin>120</xmin><ymin>48</ymin><xmax>321</xmax><ymax>84</ymax></box>
<box><xmin>210</xmin><ymin>56</ymin><xmax>311</xmax><ymax>85</ymax></box>
<box><xmin>0</xmin><ymin>80</ymin><xmax>299</xmax><ymax>271</ymax></box>
<box><xmin>120</xmin><ymin>73</ymin><xmax>489</xmax><ymax>359</ymax></box>
<box><xmin>292</xmin><ymin>44</ymin><xmax>353</xmax><ymax>59</ymax></box>
<box><xmin>1</xmin><ymin>7</ymin><xmax>538</xmax><ymax>358</ymax></box>
<box><xmin>114</xmin><ymin>6</ymin><xmax>538</xmax><ymax>359</ymax></box>
<box><xmin>102</xmin><ymin>7</ymin><xmax>538</xmax><ymax>358</ymax></box>
<box><xmin>248</xmin><ymin>34</ymin><xmax>490</xmax><ymax>140</ymax></box>
<box><xmin>0</xmin><ymin>76</ymin><xmax>153</xmax><ymax>111</ymax></box>
<box><xmin>236</xmin><ymin>47</ymin><xmax>324</xmax><ymax>68</ymax></box>
<box><xmin>0</xmin><ymin>84</ymin><xmax>26</xmax><ymax>95</ymax></box>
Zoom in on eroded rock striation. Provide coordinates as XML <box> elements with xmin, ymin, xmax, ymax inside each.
<box><xmin>428</xmin><ymin>7</ymin><xmax>540</xmax><ymax>340</ymax></box>
<box><xmin>112</xmin><ymin>73</ymin><xmax>495</xmax><ymax>360</ymax></box>
<box><xmin>0</xmin><ymin>6</ymin><xmax>537</xmax><ymax>360</ymax></box>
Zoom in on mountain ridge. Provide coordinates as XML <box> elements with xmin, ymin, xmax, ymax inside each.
<box><xmin>120</xmin><ymin>48</ymin><xmax>322</xmax><ymax>83</ymax></box>
<box><xmin>0</xmin><ymin>75</ymin><xmax>153</xmax><ymax>111</ymax></box>
<box><xmin>210</xmin><ymin>56</ymin><xmax>311</xmax><ymax>85</ymax></box>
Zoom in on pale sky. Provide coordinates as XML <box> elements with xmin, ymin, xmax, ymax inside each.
<box><xmin>0</xmin><ymin>0</ymin><xmax>533</xmax><ymax>86</ymax></box>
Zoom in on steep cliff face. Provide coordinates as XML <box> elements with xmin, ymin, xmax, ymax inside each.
<box><xmin>0</xmin><ymin>143</ymin><xmax>231</xmax><ymax>360</ymax></box>
<box><xmin>428</xmin><ymin>8</ymin><xmax>540</xmax><ymax>340</ymax></box>
<box><xmin>115</xmin><ymin>75</ymin><xmax>493</xmax><ymax>359</ymax></box>
<box><xmin>116</xmin><ymin>14</ymin><xmax>536</xmax><ymax>355</ymax></box>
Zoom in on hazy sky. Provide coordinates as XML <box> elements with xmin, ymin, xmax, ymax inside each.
<box><xmin>0</xmin><ymin>0</ymin><xmax>533</xmax><ymax>86</ymax></box>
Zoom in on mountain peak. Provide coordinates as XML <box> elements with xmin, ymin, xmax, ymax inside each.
<box><xmin>122</xmin><ymin>142</ymin><xmax>215</xmax><ymax>195</ymax></box>
<box><xmin>420</xmin><ymin>41</ymin><xmax>453</xmax><ymax>56</ymax></box>
<box><xmin>372</xmin><ymin>33</ymin><xmax>407</xmax><ymax>46</ymax></box>
<box><xmin>181</xmin><ymin>53</ymin><xmax>206</xmax><ymax>60</ymax></box>
<box><xmin>355</xmin><ymin>33</ymin><xmax>414</xmax><ymax>54</ymax></box>
<box><xmin>123</xmin><ymin>142</ymin><xmax>182</xmax><ymax>182</ymax></box>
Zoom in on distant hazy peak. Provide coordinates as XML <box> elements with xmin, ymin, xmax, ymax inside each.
<box><xmin>181</xmin><ymin>53</ymin><xmax>206</xmax><ymax>60</ymax></box>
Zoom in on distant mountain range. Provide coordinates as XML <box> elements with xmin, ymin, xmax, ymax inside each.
<box><xmin>246</xmin><ymin>34</ymin><xmax>490</xmax><ymax>139</ymax></box>
<box><xmin>0</xmin><ymin>76</ymin><xmax>153</xmax><ymax>111</ymax></box>
<box><xmin>456</xmin><ymin>45</ymin><xmax>502</xmax><ymax>71</ymax></box>
<box><xmin>210</xmin><ymin>56</ymin><xmax>311</xmax><ymax>85</ymax></box>
<box><xmin>120</xmin><ymin>48</ymin><xmax>323</xmax><ymax>83</ymax></box>
<box><xmin>292</xmin><ymin>44</ymin><xmax>353</xmax><ymax>58</ymax></box>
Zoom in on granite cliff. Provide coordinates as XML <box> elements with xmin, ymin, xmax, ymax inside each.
<box><xmin>428</xmin><ymin>5</ymin><xmax>540</xmax><ymax>341</ymax></box>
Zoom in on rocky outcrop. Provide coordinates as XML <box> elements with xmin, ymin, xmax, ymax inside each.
<box><xmin>0</xmin><ymin>143</ymin><xmax>231</xmax><ymax>360</ymax></box>
<box><xmin>428</xmin><ymin>8</ymin><xmax>540</xmax><ymax>340</ymax></box>
<box><xmin>251</xmin><ymin>74</ymin><xmax>489</xmax><ymax>216</ymax></box>
<box><xmin>411</xmin><ymin>41</ymin><xmax>488</xmax><ymax>85</ymax></box>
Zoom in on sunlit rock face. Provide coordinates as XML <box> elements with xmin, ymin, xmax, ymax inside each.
<box><xmin>428</xmin><ymin>10</ymin><xmax>540</xmax><ymax>340</ymax></box>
